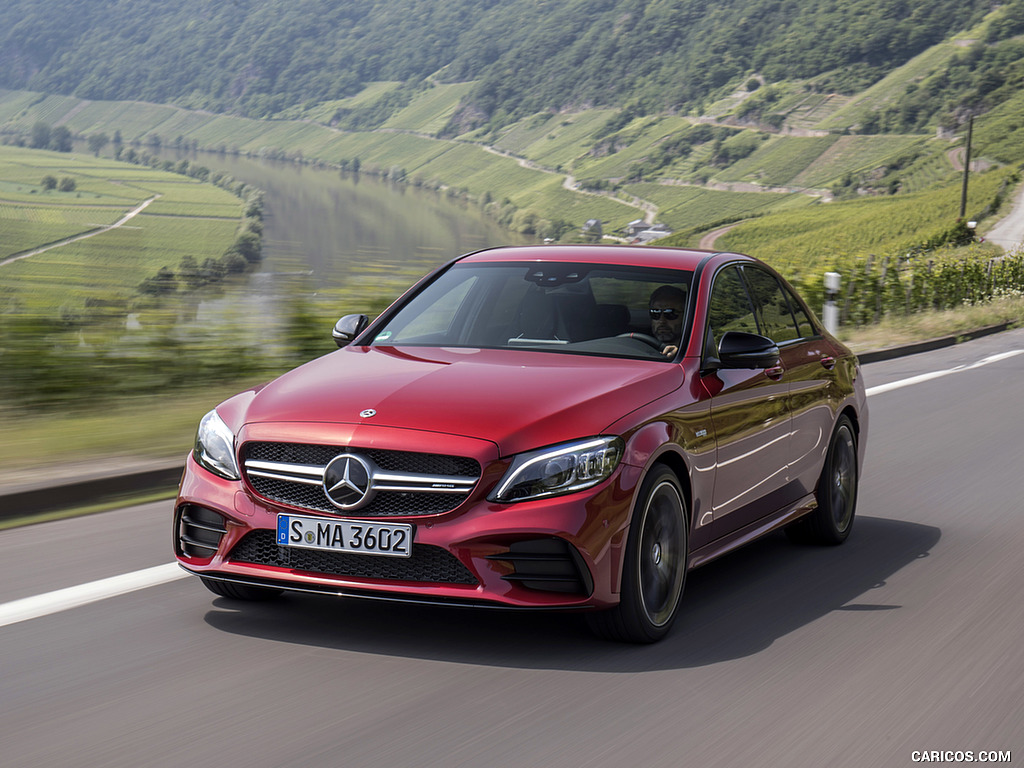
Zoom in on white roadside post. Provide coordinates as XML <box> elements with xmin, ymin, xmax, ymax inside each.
<box><xmin>823</xmin><ymin>271</ymin><xmax>841</xmax><ymax>335</ymax></box>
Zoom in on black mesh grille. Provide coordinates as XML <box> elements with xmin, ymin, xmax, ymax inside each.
<box><xmin>229</xmin><ymin>530</ymin><xmax>478</xmax><ymax>585</ymax></box>
<box><xmin>247</xmin><ymin>475</ymin><xmax>467</xmax><ymax>516</ymax></box>
<box><xmin>241</xmin><ymin>442</ymin><xmax>481</xmax><ymax>518</ymax></box>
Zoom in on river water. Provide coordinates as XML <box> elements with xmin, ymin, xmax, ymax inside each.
<box><xmin>147</xmin><ymin>149</ymin><xmax>532</xmax><ymax>326</ymax></box>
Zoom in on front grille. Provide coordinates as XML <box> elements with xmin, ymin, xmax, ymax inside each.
<box><xmin>229</xmin><ymin>530</ymin><xmax>479</xmax><ymax>585</ymax></box>
<box><xmin>241</xmin><ymin>442</ymin><xmax>481</xmax><ymax>518</ymax></box>
<box><xmin>246</xmin><ymin>443</ymin><xmax>479</xmax><ymax>476</ymax></box>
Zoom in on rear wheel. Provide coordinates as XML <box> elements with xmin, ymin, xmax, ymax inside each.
<box><xmin>200</xmin><ymin>576</ymin><xmax>283</xmax><ymax>601</ymax></box>
<box><xmin>787</xmin><ymin>415</ymin><xmax>858</xmax><ymax>545</ymax></box>
<box><xmin>587</xmin><ymin>465</ymin><xmax>688</xmax><ymax>643</ymax></box>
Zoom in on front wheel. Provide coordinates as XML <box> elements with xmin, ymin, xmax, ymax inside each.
<box><xmin>787</xmin><ymin>415</ymin><xmax>858</xmax><ymax>545</ymax></box>
<box><xmin>587</xmin><ymin>465</ymin><xmax>688</xmax><ymax>643</ymax></box>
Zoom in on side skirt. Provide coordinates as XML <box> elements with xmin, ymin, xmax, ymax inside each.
<box><xmin>687</xmin><ymin>493</ymin><xmax>817</xmax><ymax>570</ymax></box>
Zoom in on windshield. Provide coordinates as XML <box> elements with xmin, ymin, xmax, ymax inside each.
<box><xmin>370</xmin><ymin>262</ymin><xmax>694</xmax><ymax>360</ymax></box>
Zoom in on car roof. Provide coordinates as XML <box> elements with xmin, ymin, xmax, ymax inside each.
<box><xmin>458</xmin><ymin>244</ymin><xmax>747</xmax><ymax>271</ymax></box>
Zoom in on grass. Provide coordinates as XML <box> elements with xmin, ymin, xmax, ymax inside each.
<box><xmin>621</xmin><ymin>183</ymin><xmax>811</xmax><ymax>230</ymax></box>
<box><xmin>816</xmin><ymin>44</ymin><xmax>961</xmax><ymax>131</ymax></box>
<box><xmin>789</xmin><ymin>135</ymin><xmax>927</xmax><ymax>188</ymax></box>
<box><xmin>382</xmin><ymin>82</ymin><xmax>477</xmax><ymax>134</ymax></box>
<box><xmin>0</xmin><ymin>383</ymin><xmax>258</xmax><ymax>480</ymax></box>
<box><xmin>2</xmin><ymin>213</ymin><xmax>241</xmax><ymax>312</ymax></box>
<box><xmin>680</xmin><ymin>165</ymin><xmax>1017</xmax><ymax>278</ymax></box>
<box><xmin>492</xmin><ymin>109</ymin><xmax>619</xmax><ymax>170</ymax></box>
<box><xmin>0</xmin><ymin>145</ymin><xmax>243</xmax><ymax>311</ymax></box>
<box><xmin>838</xmin><ymin>293</ymin><xmax>1024</xmax><ymax>353</ymax></box>
<box><xmin>1</xmin><ymin>202</ymin><xmax>126</xmax><ymax>257</ymax></box>
<box><xmin>712</xmin><ymin>135</ymin><xmax>840</xmax><ymax>187</ymax></box>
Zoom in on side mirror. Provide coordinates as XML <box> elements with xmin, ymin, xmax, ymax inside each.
<box><xmin>332</xmin><ymin>314</ymin><xmax>369</xmax><ymax>348</ymax></box>
<box><xmin>717</xmin><ymin>331</ymin><xmax>780</xmax><ymax>370</ymax></box>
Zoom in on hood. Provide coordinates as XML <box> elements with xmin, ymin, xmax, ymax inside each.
<box><xmin>241</xmin><ymin>346</ymin><xmax>684</xmax><ymax>456</ymax></box>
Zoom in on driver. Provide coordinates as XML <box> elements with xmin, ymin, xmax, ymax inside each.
<box><xmin>649</xmin><ymin>285</ymin><xmax>686</xmax><ymax>357</ymax></box>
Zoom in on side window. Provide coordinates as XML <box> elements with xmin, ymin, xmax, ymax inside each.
<box><xmin>782</xmin><ymin>284</ymin><xmax>817</xmax><ymax>338</ymax></box>
<box><xmin>706</xmin><ymin>265</ymin><xmax>757</xmax><ymax>349</ymax></box>
<box><xmin>741</xmin><ymin>267</ymin><xmax>801</xmax><ymax>344</ymax></box>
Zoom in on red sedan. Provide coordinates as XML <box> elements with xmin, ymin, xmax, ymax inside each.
<box><xmin>175</xmin><ymin>244</ymin><xmax>867</xmax><ymax>642</ymax></box>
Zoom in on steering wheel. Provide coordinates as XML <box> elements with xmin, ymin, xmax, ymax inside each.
<box><xmin>617</xmin><ymin>332</ymin><xmax>665</xmax><ymax>351</ymax></box>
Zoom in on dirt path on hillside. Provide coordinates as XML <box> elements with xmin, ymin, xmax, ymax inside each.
<box><xmin>0</xmin><ymin>195</ymin><xmax>160</xmax><ymax>267</ymax></box>
<box><xmin>699</xmin><ymin>223</ymin><xmax>742</xmax><ymax>250</ymax></box>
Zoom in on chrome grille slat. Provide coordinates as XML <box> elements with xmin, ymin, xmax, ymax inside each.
<box><xmin>245</xmin><ymin>460</ymin><xmax>325</xmax><ymax>479</ymax></box>
<box><xmin>246</xmin><ymin>469</ymin><xmax>326</xmax><ymax>486</ymax></box>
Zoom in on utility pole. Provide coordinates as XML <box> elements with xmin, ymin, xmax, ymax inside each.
<box><xmin>959</xmin><ymin>115</ymin><xmax>974</xmax><ymax>219</ymax></box>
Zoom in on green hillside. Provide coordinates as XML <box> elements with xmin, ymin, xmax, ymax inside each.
<box><xmin>2</xmin><ymin>0</ymin><xmax>1024</xmax><ymax>270</ymax></box>
<box><xmin>0</xmin><ymin>0</ymin><xmax>1013</xmax><ymax>125</ymax></box>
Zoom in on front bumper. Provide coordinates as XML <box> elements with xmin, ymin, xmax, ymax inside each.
<box><xmin>174</xmin><ymin>451</ymin><xmax>642</xmax><ymax>610</ymax></box>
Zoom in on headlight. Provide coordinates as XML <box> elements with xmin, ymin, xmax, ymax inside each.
<box><xmin>489</xmin><ymin>436</ymin><xmax>624</xmax><ymax>503</ymax></box>
<box><xmin>194</xmin><ymin>409</ymin><xmax>240</xmax><ymax>481</ymax></box>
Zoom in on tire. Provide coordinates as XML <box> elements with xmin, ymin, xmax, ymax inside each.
<box><xmin>787</xmin><ymin>415</ymin><xmax>858</xmax><ymax>546</ymax></box>
<box><xmin>200</xmin><ymin>576</ymin><xmax>283</xmax><ymax>601</ymax></box>
<box><xmin>587</xmin><ymin>465</ymin><xmax>688</xmax><ymax>643</ymax></box>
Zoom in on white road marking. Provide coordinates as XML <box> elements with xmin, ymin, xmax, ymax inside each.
<box><xmin>866</xmin><ymin>350</ymin><xmax>1024</xmax><ymax>397</ymax></box>
<box><xmin>2</xmin><ymin>349</ymin><xmax>1021</xmax><ymax>628</ymax></box>
<box><xmin>0</xmin><ymin>563</ymin><xmax>188</xmax><ymax>628</ymax></box>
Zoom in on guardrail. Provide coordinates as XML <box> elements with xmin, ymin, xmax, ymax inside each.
<box><xmin>0</xmin><ymin>462</ymin><xmax>183</xmax><ymax>521</ymax></box>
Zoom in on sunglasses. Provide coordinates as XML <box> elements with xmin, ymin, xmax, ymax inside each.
<box><xmin>649</xmin><ymin>308</ymin><xmax>680</xmax><ymax>320</ymax></box>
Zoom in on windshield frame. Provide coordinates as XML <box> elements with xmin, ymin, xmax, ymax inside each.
<box><xmin>363</xmin><ymin>260</ymin><xmax>697</xmax><ymax>362</ymax></box>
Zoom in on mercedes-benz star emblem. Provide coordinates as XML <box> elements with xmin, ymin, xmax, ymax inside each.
<box><xmin>359</xmin><ymin>409</ymin><xmax>376</xmax><ymax>418</ymax></box>
<box><xmin>323</xmin><ymin>453</ymin><xmax>373</xmax><ymax>509</ymax></box>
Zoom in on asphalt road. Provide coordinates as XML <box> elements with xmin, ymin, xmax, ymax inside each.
<box><xmin>2</xmin><ymin>330</ymin><xmax>1023</xmax><ymax>768</ymax></box>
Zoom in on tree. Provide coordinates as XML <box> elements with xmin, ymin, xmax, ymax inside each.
<box><xmin>58</xmin><ymin>177</ymin><xmax>76</xmax><ymax>192</ymax></box>
<box><xmin>200</xmin><ymin>257</ymin><xmax>227</xmax><ymax>283</ymax></box>
<box><xmin>231</xmin><ymin>232</ymin><xmax>262</xmax><ymax>264</ymax></box>
<box><xmin>87</xmin><ymin>133</ymin><xmax>110</xmax><ymax>156</ymax></box>
<box><xmin>138</xmin><ymin>267</ymin><xmax>178</xmax><ymax>296</ymax></box>
<box><xmin>31</xmin><ymin>122</ymin><xmax>51</xmax><ymax>149</ymax></box>
<box><xmin>41</xmin><ymin>175</ymin><xmax>57</xmax><ymax>190</ymax></box>
<box><xmin>220</xmin><ymin>252</ymin><xmax>248</xmax><ymax>274</ymax></box>
<box><xmin>50</xmin><ymin>125</ymin><xmax>73</xmax><ymax>152</ymax></box>
<box><xmin>178</xmin><ymin>256</ymin><xmax>203</xmax><ymax>290</ymax></box>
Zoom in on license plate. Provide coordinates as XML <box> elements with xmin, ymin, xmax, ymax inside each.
<box><xmin>277</xmin><ymin>514</ymin><xmax>413</xmax><ymax>558</ymax></box>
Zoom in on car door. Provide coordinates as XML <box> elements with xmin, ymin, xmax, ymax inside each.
<box><xmin>701</xmin><ymin>264</ymin><xmax>793</xmax><ymax>536</ymax></box>
<box><xmin>742</xmin><ymin>265</ymin><xmax>838</xmax><ymax>498</ymax></box>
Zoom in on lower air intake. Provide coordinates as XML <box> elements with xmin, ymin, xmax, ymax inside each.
<box><xmin>487</xmin><ymin>537</ymin><xmax>594</xmax><ymax>596</ymax></box>
<box><xmin>228</xmin><ymin>530</ymin><xmax>478</xmax><ymax>585</ymax></box>
<box><xmin>177</xmin><ymin>505</ymin><xmax>228</xmax><ymax>559</ymax></box>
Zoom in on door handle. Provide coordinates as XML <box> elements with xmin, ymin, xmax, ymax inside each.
<box><xmin>820</xmin><ymin>356</ymin><xmax>836</xmax><ymax>370</ymax></box>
